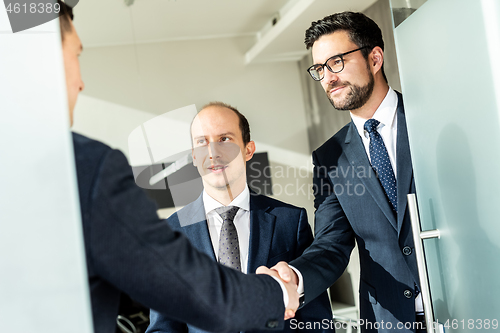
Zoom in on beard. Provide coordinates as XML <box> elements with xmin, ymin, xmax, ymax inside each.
<box><xmin>326</xmin><ymin>71</ymin><xmax>375</xmax><ymax>111</ymax></box>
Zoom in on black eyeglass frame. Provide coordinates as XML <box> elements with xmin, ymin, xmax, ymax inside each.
<box><xmin>307</xmin><ymin>46</ymin><xmax>370</xmax><ymax>81</ymax></box>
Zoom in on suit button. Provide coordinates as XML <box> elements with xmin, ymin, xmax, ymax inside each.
<box><xmin>266</xmin><ymin>320</ymin><xmax>279</xmax><ymax>329</ymax></box>
<box><xmin>404</xmin><ymin>289</ymin><xmax>413</xmax><ymax>298</ymax></box>
<box><xmin>402</xmin><ymin>246</ymin><xmax>412</xmax><ymax>255</ymax></box>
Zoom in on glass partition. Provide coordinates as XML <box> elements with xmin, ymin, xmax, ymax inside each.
<box><xmin>393</xmin><ymin>0</ymin><xmax>500</xmax><ymax>330</ymax></box>
<box><xmin>0</xmin><ymin>11</ymin><xmax>93</xmax><ymax>333</ymax></box>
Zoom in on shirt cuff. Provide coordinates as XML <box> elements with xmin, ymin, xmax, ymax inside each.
<box><xmin>289</xmin><ymin>265</ymin><xmax>304</xmax><ymax>295</ymax></box>
<box><xmin>415</xmin><ymin>292</ymin><xmax>424</xmax><ymax>313</ymax></box>
<box><xmin>270</xmin><ymin>276</ymin><xmax>289</xmax><ymax>307</ymax></box>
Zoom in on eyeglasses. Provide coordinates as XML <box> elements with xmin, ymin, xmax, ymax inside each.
<box><xmin>307</xmin><ymin>46</ymin><xmax>369</xmax><ymax>81</ymax></box>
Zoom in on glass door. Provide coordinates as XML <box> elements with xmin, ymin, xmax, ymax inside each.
<box><xmin>0</xmin><ymin>9</ymin><xmax>93</xmax><ymax>333</ymax></box>
<box><xmin>392</xmin><ymin>0</ymin><xmax>500</xmax><ymax>331</ymax></box>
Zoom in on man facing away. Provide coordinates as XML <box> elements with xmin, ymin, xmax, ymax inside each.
<box><xmin>147</xmin><ymin>102</ymin><xmax>334</xmax><ymax>333</ymax></box>
<box><xmin>56</xmin><ymin>2</ymin><xmax>300</xmax><ymax>332</ymax></box>
<box><xmin>272</xmin><ymin>12</ymin><xmax>424</xmax><ymax>333</ymax></box>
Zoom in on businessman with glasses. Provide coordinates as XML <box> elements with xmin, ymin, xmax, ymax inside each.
<box><xmin>271</xmin><ymin>12</ymin><xmax>424</xmax><ymax>333</ymax></box>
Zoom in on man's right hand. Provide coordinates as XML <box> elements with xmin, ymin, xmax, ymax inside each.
<box><xmin>270</xmin><ymin>261</ymin><xmax>298</xmax><ymax>287</ymax></box>
<box><xmin>256</xmin><ymin>266</ymin><xmax>299</xmax><ymax>320</ymax></box>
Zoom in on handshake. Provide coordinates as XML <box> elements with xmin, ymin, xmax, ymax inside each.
<box><xmin>256</xmin><ymin>262</ymin><xmax>300</xmax><ymax>320</ymax></box>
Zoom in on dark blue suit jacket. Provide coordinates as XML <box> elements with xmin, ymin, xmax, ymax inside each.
<box><xmin>72</xmin><ymin>133</ymin><xmax>286</xmax><ymax>333</ymax></box>
<box><xmin>290</xmin><ymin>92</ymin><xmax>420</xmax><ymax>332</ymax></box>
<box><xmin>147</xmin><ymin>192</ymin><xmax>334</xmax><ymax>333</ymax></box>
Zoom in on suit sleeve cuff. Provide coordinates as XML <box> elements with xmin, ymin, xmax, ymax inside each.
<box><xmin>270</xmin><ymin>276</ymin><xmax>289</xmax><ymax>307</ymax></box>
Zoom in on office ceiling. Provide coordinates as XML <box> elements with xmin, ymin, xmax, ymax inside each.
<box><xmin>74</xmin><ymin>0</ymin><xmax>377</xmax><ymax>63</ymax></box>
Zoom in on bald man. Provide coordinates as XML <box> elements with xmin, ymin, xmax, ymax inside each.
<box><xmin>147</xmin><ymin>102</ymin><xmax>334</xmax><ymax>333</ymax></box>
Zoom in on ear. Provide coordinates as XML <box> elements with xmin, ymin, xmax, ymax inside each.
<box><xmin>191</xmin><ymin>148</ymin><xmax>197</xmax><ymax>166</ymax></box>
<box><xmin>369</xmin><ymin>46</ymin><xmax>384</xmax><ymax>75</ymax></box>
<box><xmin>245</xmin><ymin>141</ymin><xmax>256</xmax><ymax>162</ymax></box>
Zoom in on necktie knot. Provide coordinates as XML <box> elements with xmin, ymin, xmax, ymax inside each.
<box><xmin>214</xmin><ymin>206</ymin><xmax>239</xmax><ymax>222</ymax></box>
<box><xmin>364</xmin><ymin>118</ymin><xmax>380</xmax><ymax>134</ymax></box>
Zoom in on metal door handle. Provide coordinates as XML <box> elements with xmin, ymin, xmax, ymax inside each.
<box><xmin>407</xmin><ymin>194</ymin><xmax>443</xmax><ymax>333</ymax></box>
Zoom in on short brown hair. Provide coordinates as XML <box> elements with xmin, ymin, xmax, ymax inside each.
<box><xmin>305</xmin><ymin>12</ymin><xmax>387</xmax><ymax>83</ymax></box>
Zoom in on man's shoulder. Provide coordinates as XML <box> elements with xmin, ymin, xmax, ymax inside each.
<box><xmin>314</xmin><ymin>121</ymin><xmax>351</xmax><ymax>157</ymax></box>
<box><xmin>72</xmin><ymin>132</ymin><xmax>113</xmax><ymax>163</ymax></box>
<box><xmin>71</xmin><ymin>132</ymin><xmax>133</xmax><ymax>197</ymax></box>
<box><xmin>72</xmin><ymin>132</ymin><xmax>111</xmax><ymax>151</ymax></box>
<box><xmin>250</xmin><ymin>192</ymin><xmax>304</xmax><ymax>215</ymax></box>
<box><xmin>166</xmin><ymin>197</ymin><xmax>205</xmax><ymax>230</ymax></box>
<box><xmin>165</xmin><ymin>211</ymin><xmax>182</xmax><ymax>230</ymax></box>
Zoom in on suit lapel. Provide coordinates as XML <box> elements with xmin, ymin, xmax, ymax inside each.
<box><xmin>343</xmin><ymin>121</ymin><xmax>398</xmax><ymax>230</ymax></box>
<box><xmin>247</xmin><ymin>194</ymin><xmax>276</xmax><ymax>273</ymax></box>
<box><xmin>395</xmin><ymin>92</ymin><xmax>413</xmax><ymax>235</ymax></box>
<box><xmin>179</xmin><ymin>195</ymin><xmax>216</xmax><ymax>260</ymax></box>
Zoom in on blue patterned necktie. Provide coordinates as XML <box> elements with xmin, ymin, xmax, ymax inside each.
<box><xmin>215</xmin><ymin>206</ymin><xmax>241</xmax><ymax>271</ymax></box>
<box><xmin>364</xmin><ymin>119</ymin><xmax>397</xmax><ymax>212</ymax></box>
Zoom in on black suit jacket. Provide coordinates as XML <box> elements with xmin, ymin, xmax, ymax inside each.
<box><xmin>290</xmin><ymin>92</ymin><xmax>420</xmax><ymax>332</ymax></box>
<box><xmin>146</xmin><ymin>192</ymin><xmax>334</xmax><ymax>333</ymax></box>
<box><xmin>72</xmin><ymin>133</ymin><xmax>285</xmax><ymax>333</ymax></box>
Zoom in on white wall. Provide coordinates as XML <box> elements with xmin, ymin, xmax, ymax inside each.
<box><xmin>76</xmin><ymin>36</ymin><xmax>311</xmax><ymax>155</ymax></box>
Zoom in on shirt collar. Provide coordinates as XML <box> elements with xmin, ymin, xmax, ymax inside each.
<box><xmin>203</xmin><ymin>186</ymin><xmax>250</xmax><ymax>215</ymax></box>
<box><xmin>350</xmin><ymin>87</ymin><xmax>398</xmax><ymax>136</ymax></box>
